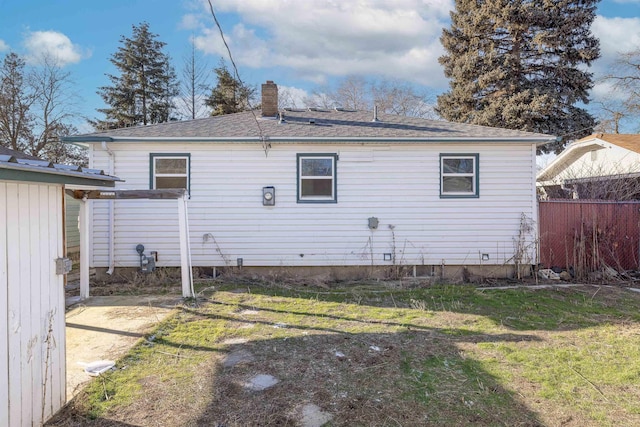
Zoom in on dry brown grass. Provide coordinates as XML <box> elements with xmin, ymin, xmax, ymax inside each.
<box><xmin>50</xmin><ymin>283</ymin><xmax>640</xmax><ymax>427</ymax></box>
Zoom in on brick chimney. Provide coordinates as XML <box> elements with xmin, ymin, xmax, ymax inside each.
<box><xmin>261</xmin><ymin>80</ymin><xmax>278</xmax><ymax>117</ymax></box>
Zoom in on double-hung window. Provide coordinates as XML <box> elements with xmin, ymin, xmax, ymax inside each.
<box><xmin>150</xmin><ymin>153</ymin><xmax>190</xmax><ymax>192</ymax></box>
<box><xmin>440</xmin><ymin>154</ymin><xmax>479</xmax><ymax>198</ymax></box>
<box><xmin>297</xmin><ymin>153</ymin><xmax>337</xmax><ymax>203</ymax></box>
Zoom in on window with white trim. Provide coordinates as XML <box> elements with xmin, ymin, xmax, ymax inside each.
<box><xmin>297</xmin><ymin>153</ymin><xmax>337</xmax><ymax>203</ymax></box>
<box><xmin>150</xmin><ymin>153</ymin><xmax>190</xmax><ymax>192</ymax></box>
<box><xmin>440</xmin><ymin>154</ymin><xmax>479</xmax><ymax>198</ymax></box>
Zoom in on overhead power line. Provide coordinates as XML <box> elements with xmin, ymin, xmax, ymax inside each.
<box><xmin>206</xmin><ymin>0</ymin><xmax>270</xmax><ymax>156</ymax></box>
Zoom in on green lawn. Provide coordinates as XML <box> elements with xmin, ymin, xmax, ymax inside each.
<box><xmin>49</xmin><ymin>283</ymin><xmax>640</xmax><ymax>426</ymax></box>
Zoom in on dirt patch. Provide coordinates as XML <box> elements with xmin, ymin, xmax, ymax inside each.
<box><xmin>65</xmin><ymin>295</ymin><xmax>181</xmax><ymax>399</ymax></box>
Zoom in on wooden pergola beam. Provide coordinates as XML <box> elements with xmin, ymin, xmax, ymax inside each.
<box><xmin>66</xmin><ymin>188</ymin><xmax>186</xmax><ymax>200</ymax></box>
<box><xmin>70</xmin><ymin>188</ymin><xmax>193</xmax><ymax>299</ymax></box>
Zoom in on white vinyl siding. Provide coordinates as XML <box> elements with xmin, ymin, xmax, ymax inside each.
<box><xmin>555</xmin><ymin>144</ymin><xmax>640</xmax><ymax>183</ymax></box>
<box><xmin>65</xmin><ymin>194</ymin><xmax>81</xmax><ymax>253</ymax></box>
<box><xmin>88</xmin><ymin>143</ymin><xmax>536</xmax><ymax>268</ymax></box>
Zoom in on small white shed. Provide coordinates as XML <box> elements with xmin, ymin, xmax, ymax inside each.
<box><xmin>0</xmin><ymin>148</ymin><xmax>118</xmax><ymax>426</ymax></box>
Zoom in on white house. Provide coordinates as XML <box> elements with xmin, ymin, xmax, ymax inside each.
<box><xmin>62</xmin><ymin>81</ymin><xmax>554</xmax><ymax>280</ymax></box>
<box><xmin>0</xmin><ymin>147</ymin><xmax>118</xmax><ymax>426</ymax></box>
<box><xmin>537</xmin><ymin>134</ymin><xmax>640</xmax><ymax>200</ymax></box>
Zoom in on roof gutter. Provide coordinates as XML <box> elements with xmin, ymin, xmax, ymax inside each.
<box><xmin>63</xmin><ymin>136</ymin><xmax>555</xmax><ymax>145</ymax></box>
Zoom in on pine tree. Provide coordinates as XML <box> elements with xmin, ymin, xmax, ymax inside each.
<box><xmin>437</xmin><ymin>0</ymin><xmax>600</xmax><ymax>153</ymax></box>
<box><xmin>205</xmin><ymin>62</ymin><xmax>254</xmax><ymax>116</ymax></box>
<box><xmin>95</xmin><ymin>22</ymin><xmax>178</xmax><ymax>129</ymax></box>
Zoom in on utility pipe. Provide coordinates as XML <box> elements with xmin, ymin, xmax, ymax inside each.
<box><xmin>102</xmin><ymin>141</ymin><xmax>115</xmax><ymax>275</ymax></box>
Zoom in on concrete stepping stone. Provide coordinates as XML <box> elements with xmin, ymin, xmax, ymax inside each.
<box><xmin>301</xmin><ymin>403</ymin><xmax>333</xmax><ymax>427</ymax></box>
<box><xmin>222</xmin><ymin>349</ymin><xmax>254</xmax><ymax>368</ymax></box>
<box><xmin>245</xmin><ymin>374</ymin><xmax>279</xmax><ymax>391</ymax></box>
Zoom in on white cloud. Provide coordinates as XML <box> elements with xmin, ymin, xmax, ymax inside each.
<box><xmin>592</xmin><ymin>15</ymin><xmax>640</xmax><ymax>63</ymax></box>
<box><xmin>585</xmin><ymin>15</ymin><xmax>640</xmax><ymax>132</ymax></box>
<box><xmin>193</xmin><ymin>0</ymin><xmax>452</xmax><ymax>89</ymax></box>
<box><xmin>591</xmin><ymin>80</ymin><xmax>627</xmax><ymax>102</ymax></box>
<box><xmin>23</xmin><ymin>30</ymin><xmax>88</xmax><ymax>66</ymax></box>
<box><xmin>588</xmin><ymin>16</ymin><xmax>640</xmax><ymax>107</ymax></box>
<box><xmin>179</xmin><ymin>13</ymin><xmax>203</xmax><ymax>31</ymax></box>
<box><xmin>0</xmin><ymin>39</ymin><xmax>8</xmax><ymax>52</ymax></box>
<box><xmin>277</xmin><ymin>85</ymin><xmax>309</xmax><ymax>108</ymax></box>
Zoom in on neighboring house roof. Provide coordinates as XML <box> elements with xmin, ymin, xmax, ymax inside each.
<box><xmin>62</xmin><ymin>109</ymin><xmax>554</xmax><ymax>145</ymax></box>
<box><xmin>592</xmin><ymin>133</ymin><xmax>640</xmax><ymax>154</ymax></box>
<box><xmin>537</xmin><ymin>134</ymin><xmax>640</xmax><ymax>182</ymax></box>
<box><xmin>0</xmin><ymin>149</ymin><xmax>120</xmax><ymax>187</ymax></box>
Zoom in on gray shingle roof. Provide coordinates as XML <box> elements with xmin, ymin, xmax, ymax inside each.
<box><xmin>64</xmin><ymin>109</ymin><xmax>554</xmax><ymax>143</ymax></box>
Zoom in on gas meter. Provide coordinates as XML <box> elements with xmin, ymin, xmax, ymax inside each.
<box><xmin>135</xmin><ymin>244</ymin><xmax>156</xmax><ymax>273</ymax></box>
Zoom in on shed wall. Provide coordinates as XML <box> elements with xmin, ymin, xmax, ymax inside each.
<box><xmin>0</xmin><ymin>181</ymin><xmax>66</xmax><ymax>426</ymax></box>
<box><xmin>88</xmin><ymin>143</ymin><xmax>537</xmax><ymax>270</ymax></box>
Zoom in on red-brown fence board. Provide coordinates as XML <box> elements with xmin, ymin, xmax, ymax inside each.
<box><xmin>538</xmin><ymin>200</ymin><xmax>640</xmax><ymax>271</ymax></box>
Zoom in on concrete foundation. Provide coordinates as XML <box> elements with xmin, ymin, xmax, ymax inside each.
<box><xmin>93</xmin><ymin>263</ymin><xmax>531</xmax><ymax>284</ymax></box>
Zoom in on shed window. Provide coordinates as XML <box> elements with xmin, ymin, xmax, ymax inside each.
<box><xmin>440</xmin><ymin>154</ymin><xmax>479</xmax><ymax>198</ymax></box>
<box><xmin>297</xmin><ymin>154</ymin><xmax>337</xmax><ymax>203</ymax></box>
<box><xmin>150</xmin><ymin>153</ymin><xmax>190</xmax><ymax>192</ymax></box>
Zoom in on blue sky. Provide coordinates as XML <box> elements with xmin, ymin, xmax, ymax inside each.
<box><xmin>1</xmin><ymin>0</ymin><xmax>639</xmax><ymax>132</ymax></box>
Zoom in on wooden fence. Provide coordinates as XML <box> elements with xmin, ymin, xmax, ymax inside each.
<box><xmin>538</xmin><ymin>200</ymin><xmax>640</xmax><ymax>274</ymax></box>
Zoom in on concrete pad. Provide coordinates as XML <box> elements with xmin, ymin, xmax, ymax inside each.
<box><xmin>65</xmin><ymin>295</ymin><xmax>179</xmax><ymax>400</ymax></box>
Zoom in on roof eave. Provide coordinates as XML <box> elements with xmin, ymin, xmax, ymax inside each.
<box><xmin>536</xmin><ymin>140</ymin><xmax>607</xmax><ymax>181</ymax></box>
<box><xmin>63</xmin><ymin>136</ymin><xmax>554</xmax><ymax>145</ymax></box>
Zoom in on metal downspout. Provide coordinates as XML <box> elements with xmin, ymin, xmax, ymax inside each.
<box><xmin>102</xmin><ymin>141</ymin><xmax>115</xmax><ymax>275</ymax></box>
